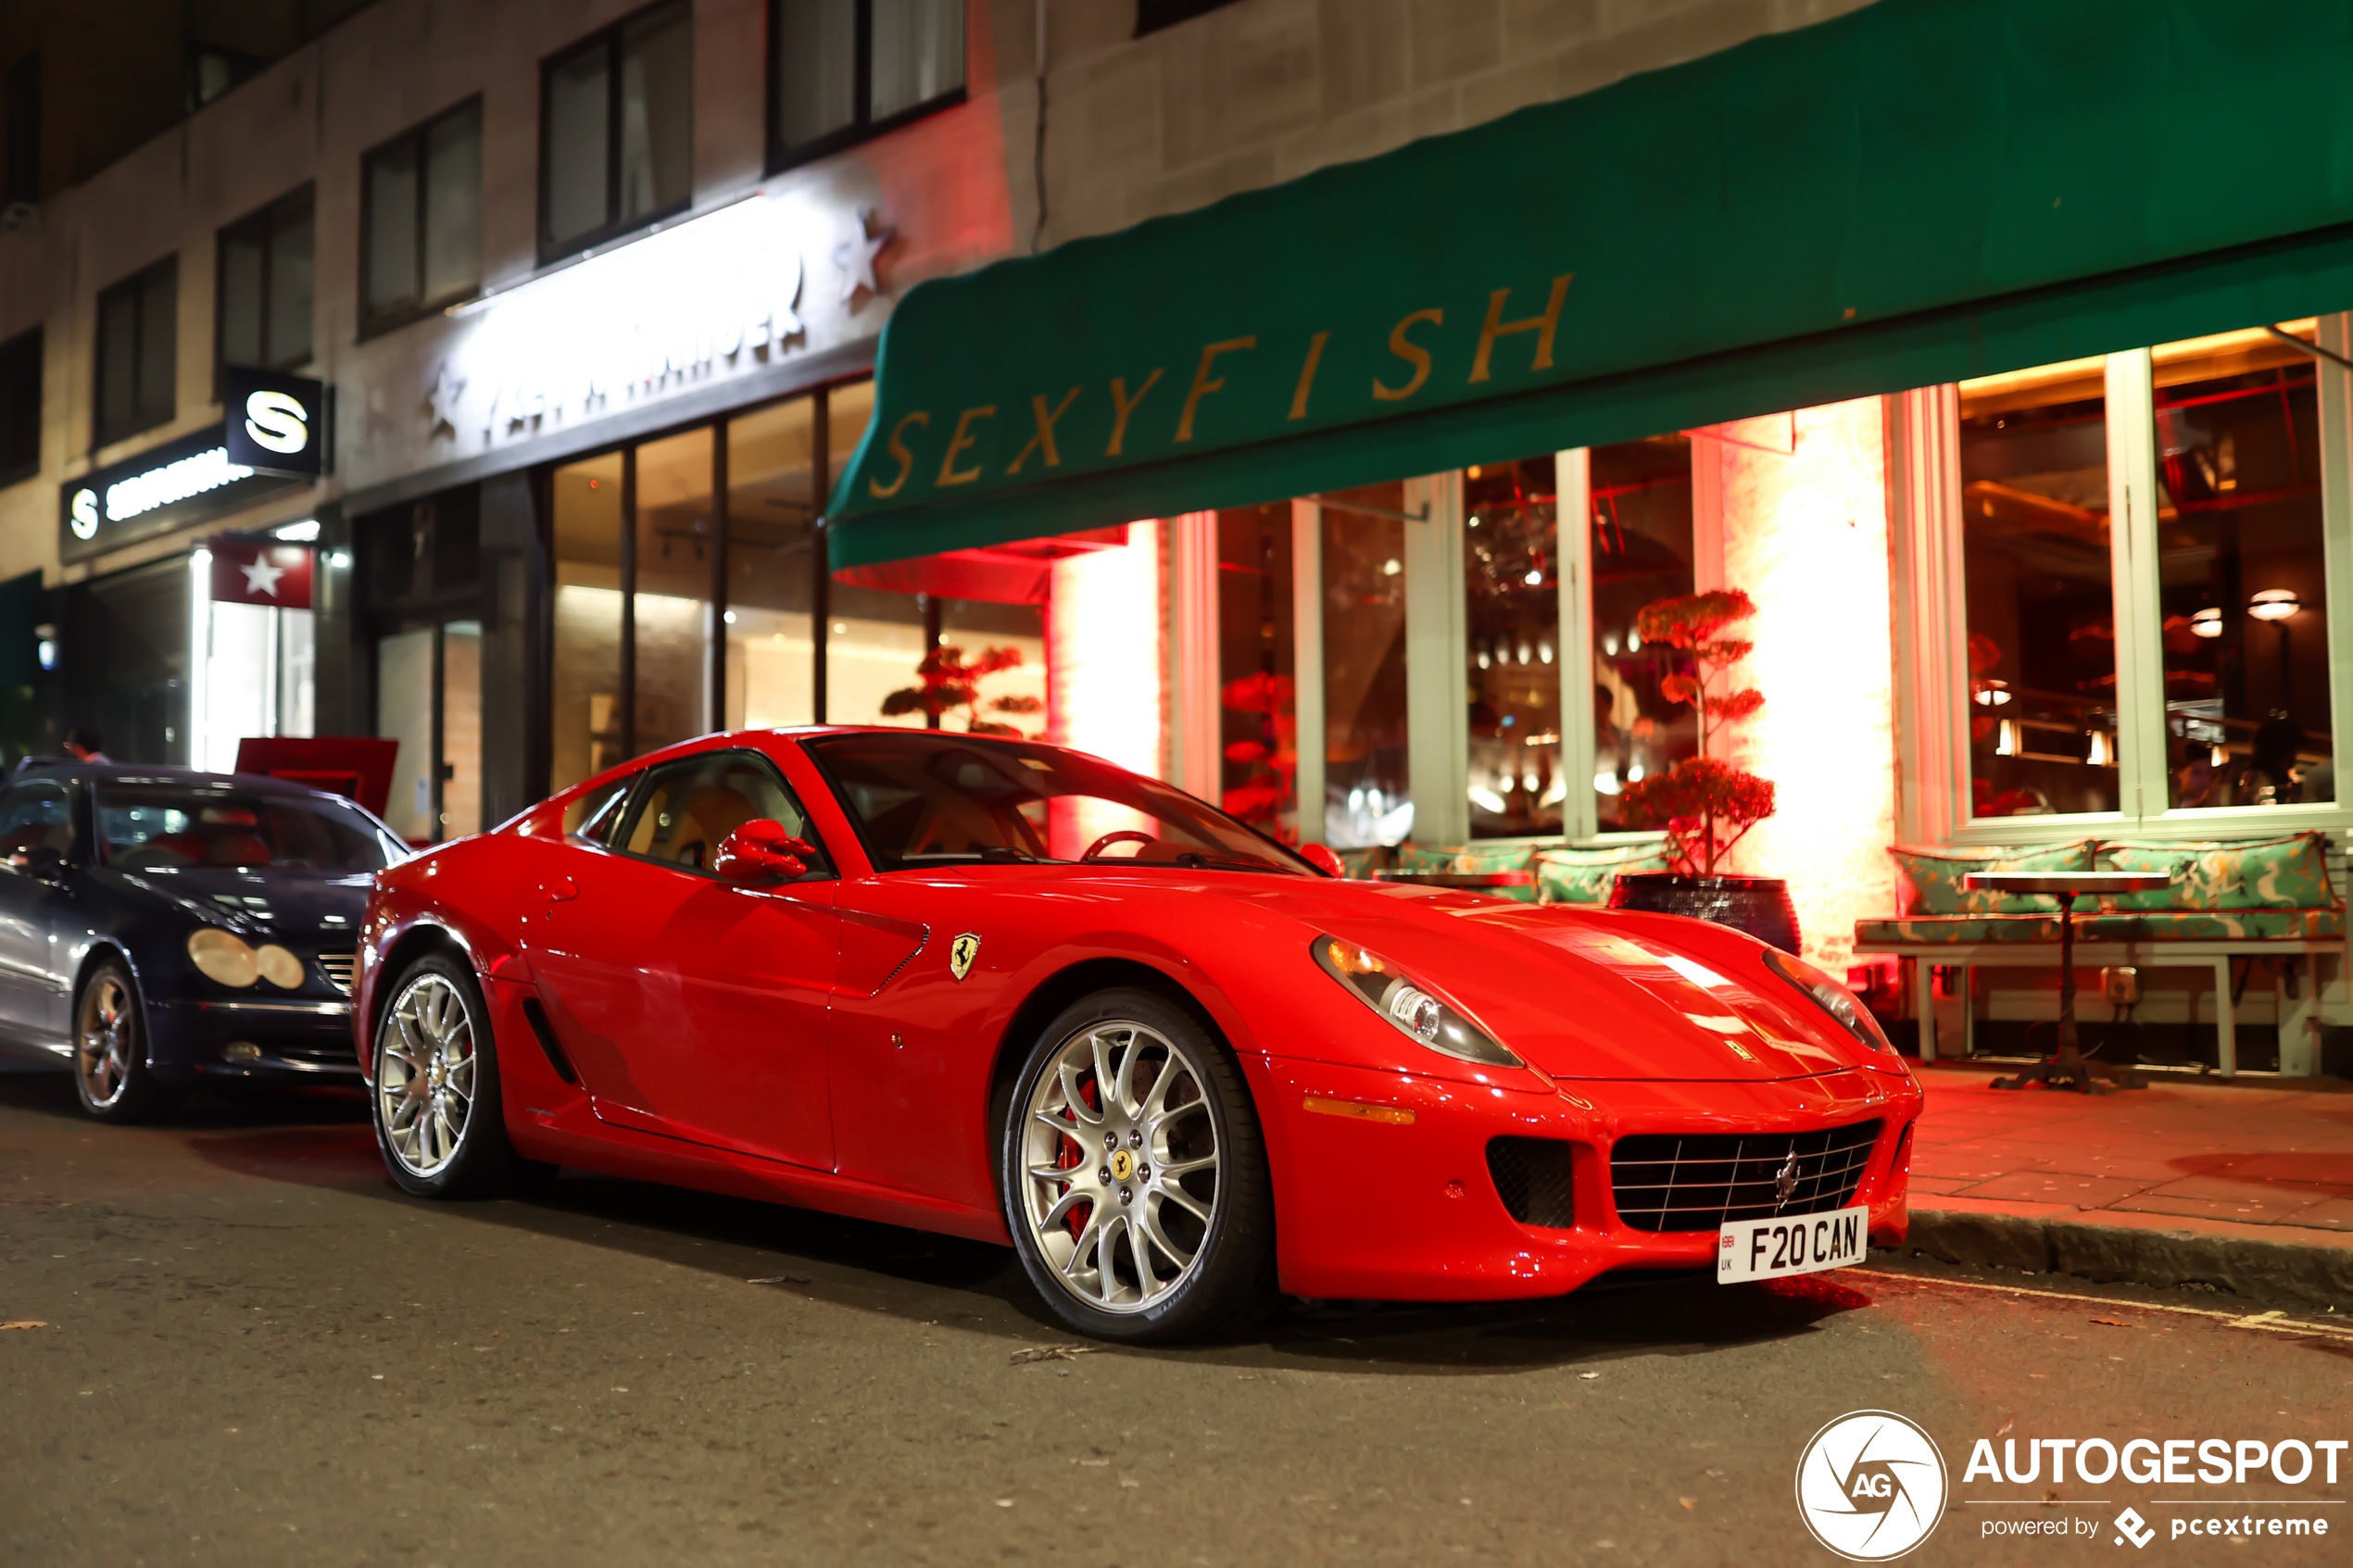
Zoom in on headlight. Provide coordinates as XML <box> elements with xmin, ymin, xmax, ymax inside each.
<box><xmin>1763</xmin><ymin>948</ymin><xmax>1894</xmax><ymax>1055</ymax></box>
<box><xmin>254</xmin><ymin>944</ymin><xmax>306</xmax><ymax>989</ymax></box>
<box><xmin>187</xmin><ymin>928</ymin><xmax>259</xmax><ymax>987</ymax></box>
<box><xmin>1313</xmin><ymin>935</ymin><xmax>1521</xmax><ymax>1068</ymax></box>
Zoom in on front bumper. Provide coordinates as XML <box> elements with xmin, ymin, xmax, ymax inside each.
<box><xmin>1255</xmin><ymin>1058</ymin><xmax>1919</xmax><ymax>1301</ymax></box>
<box><xmin>146</xmin><ymin>997</ymin><xmax>361</xmax><ymax>1082</ymax></box>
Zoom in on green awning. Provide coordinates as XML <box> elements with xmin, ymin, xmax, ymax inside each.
<box><xmin>830</xmin><ymin>0</ymin><xmax>2353</xmax><ymax>570</ymax></box>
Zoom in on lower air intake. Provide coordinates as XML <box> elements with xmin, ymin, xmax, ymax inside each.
<box><xmin>1486</xmin><ymin>1136</ymin><xmax>1577</xmax><ymax>1229</ymax></box>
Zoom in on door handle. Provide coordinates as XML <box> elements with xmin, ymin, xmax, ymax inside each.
<box><xmin>544</xmin><ymin>877</ymin><xmax>578</xmax><ymax>902</ymax></box>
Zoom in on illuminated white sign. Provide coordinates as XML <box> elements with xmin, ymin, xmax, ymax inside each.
<box><xmin>243</xmin><ymin>390</ymin><xmax>309</xmax><ymax>455</ymax></box>
<box><xmin>104</xmin><ymin>447</ymin><xmax>255</xmax><ymax>521</ymax></box>
<box><xmin>447</xmin><ymin>194</ymin><xmax>828</xmax><ymax>446</ymax></box>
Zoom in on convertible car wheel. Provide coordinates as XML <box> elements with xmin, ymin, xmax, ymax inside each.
<box><xmin>1003</xmin><ymin>987</ymin><xmax>1276</xmax><ymax>1344</ymax></box>
<box><xmin>371</xmin><ymin>953</ymin><xmax>548</xmax><ymax>1199</ymax></box>
<box><xmin>72</xmin><ymin>958</ymin><xmax>177</xmax><ymax>1123</ymax></box>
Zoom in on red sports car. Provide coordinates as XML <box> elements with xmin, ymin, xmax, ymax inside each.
<box><xmin>357</xmin><ymin>727</ymin><xmax>1920</xmax><ymax>1342</ymax></box>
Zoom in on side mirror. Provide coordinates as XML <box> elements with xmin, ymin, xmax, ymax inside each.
<box><xmin>10</xmin><ymin>844</ymin><xmax>69</xmax><ymax>884</ymax></box>
<box><xmin>713</xmin><ymin>818</ymin><xmax>817</xmax><ymax>884</ymax></box>
<box><xmin>1300</xmin><ymin>843</ymin><xmax>1344</xmax><ymax>877</ymax></box>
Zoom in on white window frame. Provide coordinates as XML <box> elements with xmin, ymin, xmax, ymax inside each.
<box><xmin>1896</xmin><ymin>316</ymin><xmax>2353</xmax><ymax>847</ymax></box>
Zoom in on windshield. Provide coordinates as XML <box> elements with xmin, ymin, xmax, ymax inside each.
<box><xmin>805</xmin><ymin>733</ymin><xmax>1316</xmax><ymax>876</ymax></box>
<box><xmin>95</xmin><ymin>783</ymin><xmax>399</xmax><ymax>873</ymax></box>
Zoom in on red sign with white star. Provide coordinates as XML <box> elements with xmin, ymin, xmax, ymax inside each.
<box><xmin>208</xmin><ymin>539</ymin><xmax>314</xmax><ymax>608</ymax></box>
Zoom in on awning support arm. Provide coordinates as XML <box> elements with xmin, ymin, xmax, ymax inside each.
<box><xmin>2264</xmin><ymin>323</ymin><xmax>2353</xmax><ymax>374</ymax></box>
<box><xmin>1305</xmin><ymin>495</ymin><xmax>1433</xmax><ymax>525</ymax></box>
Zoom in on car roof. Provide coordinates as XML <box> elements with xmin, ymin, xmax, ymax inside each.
<box><xmin>12</xmin><ymin>760</ymin><xmax>372</xmax><ymax>804</ymax></box>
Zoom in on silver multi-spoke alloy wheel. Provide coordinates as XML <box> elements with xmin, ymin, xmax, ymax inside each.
<box><xmin>1019</xmin><ymin>1019</ymin><xmax>1222</xmax><ymax>1315</ymax></box>
<box><xmin>375</xmin><ymin>972</ymin><xmax>478</xmax><ymax>1179</ymax></box>
<box><xmin>76</xmin><ymin>971</ymin><xmax>136</xmax><ymax>1110</ymax></box>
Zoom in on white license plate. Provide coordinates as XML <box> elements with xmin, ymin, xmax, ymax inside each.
<box><xmin>1717</xmin><ymin>1204</ymin><xmax>1869</xmax><ymax>1284</ymax></box>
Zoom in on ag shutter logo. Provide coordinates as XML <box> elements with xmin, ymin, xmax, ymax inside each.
<box><xmin>1794</xmin><ymin>1411</ymin><xmax>1948</xmax><ymax>1561</ymax></box>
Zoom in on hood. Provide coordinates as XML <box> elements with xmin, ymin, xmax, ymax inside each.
<box><xmin>1234</xmin><ymin>878</ymin><xmax>1874</xmax><ymax>1083</ymax></box>
<box><xmin>101</xmin><ymin>867</ymin><xmax>371</xmax><ymax>947</ymax></box>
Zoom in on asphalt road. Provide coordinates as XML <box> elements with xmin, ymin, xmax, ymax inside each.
<box><xmin>3</xmin><ymin>1061</ymin><xmax>2348</xmax><ymax>1568</ymax></box>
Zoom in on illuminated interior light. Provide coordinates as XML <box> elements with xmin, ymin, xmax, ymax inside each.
<box><xmin>1538</xmin><ymin>642</ymin><xmax>1554</xmax><ymax>664</ymax></box>
<box><xmin>1381</xmin><ymin>558</ymin><xmax>1401</xmax><ymax>576</ymax></box>
<box><xmin>1466</xmin><ymin>515</ymin><xmax>1480</xmax><ymax>529</ymax></box>
<box><xmin>1995</xmin><ymin>720</ymin><xmax>2019</xmax><ymax>756</ymax></box>
<box><xmin>1602</xmin><ymin>633</ymin><xmax>1619</xmax><ymax>656</ymax></box>
<box><xmin>1972</xmin><ymin>680</ymin><xmax>2012</xmax><ymax>706</ymax></box>
<box><xmin>2248</xmin><ymin>588</ymin><xmax>2301</xmax><ymax>621</ymax></box>
<box><xmin>1627</xmin><ymin>630</ymin><xmax>1642</xmax><ymax>651</ymax></box>
<box><xmin>2211</xmin><ymin>745</ymin><xmax>2230</xmax><ymax>769</ymax></box>
<box><xmin>2086</xmin><ymin>731</ymin><xmax>2113</xmax><ymax>767</ymax></box>
<box><xmin>271</xmin><ymin>519</ymin><xmax>320</xmax><ymax>542</ymax></box>
<box><xmin>1523</xmin><ymin>570</ymin><xmax>1542</xmax><ymax>586</ymax></box>
<box><xmin>188</xmin><ymin>551</ymin><xmax>212</xmax><ymax>772</ymax></box>
<box><xmin>2189</xmin><ymin>607</ymin><xmax>2222</xmax><ymax>638</ymax></box>
<box><xmin>1627</xmin><ymin>761</ymin><xmax>1644</xmax><ymax>783</ymax></box>
<box><xmin>1594</xmin><ymin>770</ymin><xmax>1619</xmax><ymax>795</ymax></box>
<box><xmin>1469</xmin><ymin>786</ymin><xmax>1507</xmax><ymax>813</ymax></box>
<box><xmin>1050</xmin><ymin>521</ymin><xmax>1164</xmax><ymax>856</ymax></box>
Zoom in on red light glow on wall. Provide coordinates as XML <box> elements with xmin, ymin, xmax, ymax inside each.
<box><xmin>1047</xmin><ymin>521</ymin><xmax>1165</xmax><ymax>857</ymax></box>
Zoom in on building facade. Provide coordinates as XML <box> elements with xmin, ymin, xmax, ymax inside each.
<box><xmin>3</xmin><ymin>0</ymin><xmax>2348</xmax><ymax>1072</ymax></box>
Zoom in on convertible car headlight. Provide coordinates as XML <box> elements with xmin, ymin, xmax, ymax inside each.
<box><xmin>187</xmin><ymin>928</ymin><xmax>259</xmax><ymax>987</ymax></box>
<box><xmin>1313</xmin><ymin>935</ymin><xmax>1521</xmax><ymax>1068</ymax></box>
<box><xmin>1763</xmin><ymin>948</ymin><xmax>1894</xmax><ymax>1055</ymax></box>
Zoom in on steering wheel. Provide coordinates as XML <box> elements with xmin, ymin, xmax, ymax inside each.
<box><xmin>1081</xmin><ymin>830</ymin><xmax>1160</xmax><ymax>861</ymax></box>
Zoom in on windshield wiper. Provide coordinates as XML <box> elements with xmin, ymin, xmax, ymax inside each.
<box><xmin>1087</xmin><ymin>852</ymin><xmax>1294</xmax><ymax>874</ymax></box>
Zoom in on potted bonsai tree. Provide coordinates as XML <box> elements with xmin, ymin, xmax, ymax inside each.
<box><xmin>882</xmin><ymin>645</ymin><xmax>1043</xmax><ymax>737</ymax></box>
<box><xmin>1612</xmin><ymin>588</ymin><xmax>1797</xmax><ymax>952</ymax></box>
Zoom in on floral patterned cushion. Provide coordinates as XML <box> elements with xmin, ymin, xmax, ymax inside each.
<box><xmin>1391</xmin><ymin>843</ymin><xmax>1540</xmax><ymax>902</ymax></box>
<box><xmin>2096</xmin><ymin>833</ymin><xmax>2337</xmax><ymax>911</ymax></box>
<box><xmin>1886</xmin><ymin>840</ymin><xmax>2098</xmax><ymax>916</ymax></box>
<box><xmin>1532</xmin><ymin>844</ymin><xmax>1675</xmax><ymax>906</ymax></box>
<box><xmin>1332</xmin><ymin>846</ymin><xmax>1392</xmax><ymax>881</ymax></box>
<box><xmin>1855</xmin><ymin>909</ymin><xmax>2345</xmax><ymax>945</ymax></box>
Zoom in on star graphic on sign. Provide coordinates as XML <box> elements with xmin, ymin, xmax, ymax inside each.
<box><xmin>242</xmin><ymin>558</ymin><xmax>286</xmax><ymax>598</ymax></box>
<box><xmin>831</xmin><ymin>208</ymin><xmax>894</xmax><ymax>306</ymax></box>
<box><xmin>423</xmin><ymin>363</ymin><xmax>466</xmax><ymax>436</ymax></box>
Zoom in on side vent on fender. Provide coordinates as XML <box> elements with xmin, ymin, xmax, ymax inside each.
<box><xmin>1486</xmin><ymin>1136</ymin><xmax>1577</xmax><ymax>1229</ymax></box>
<box><xmin>520</xmin><ymin>997</ymin><xmax>580</xmax><ymax>1086</ymax></box>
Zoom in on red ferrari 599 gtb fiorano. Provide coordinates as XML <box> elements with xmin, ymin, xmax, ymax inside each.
<box><xmin>356</xmin><ymin>727</ymin><xmax>1920</xmax><ymax>1342</ymax></box>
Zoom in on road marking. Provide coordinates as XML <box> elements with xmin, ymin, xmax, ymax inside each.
<box><xmin>1851</xmin><ymin>1269</ymin><xmax>2353</xmax><ymax>1343</ymax></box>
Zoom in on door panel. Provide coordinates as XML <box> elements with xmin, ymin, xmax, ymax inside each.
<box><xmin>0</xmin><ymin>784</ymin><xmax>76</xmax><ymax>1039</ymax></box>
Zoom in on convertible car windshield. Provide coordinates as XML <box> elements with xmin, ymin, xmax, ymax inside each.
<box><xmin>806</xmin><ymin>732</ymin><xmax>1315</xmax><ymax>876</ymax></box>
<box><xmin>95</xmin><ymin>783</ymin><xmax>399</xmax><ymax>873</ymax></box>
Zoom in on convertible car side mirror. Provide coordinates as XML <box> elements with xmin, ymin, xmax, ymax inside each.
<box><xmin>9</xmin><ymin>844</ymin><xmax>69</xmax><ymax>884</ymax></box>
<box><xmin>713</xmin><ymin>819</ymin><xmax>817</xmax><ymax>884</ymax></box>
<box><xmin>1300</xmin><ymin>843</ymin><xmax>1344</xmax><ymax>877</ymax></box>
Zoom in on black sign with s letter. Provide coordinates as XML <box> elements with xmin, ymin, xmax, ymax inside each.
<box><xmin>222</xmin><ymin>367</ymin><xmax>327</xmax><ymax>477</ymax></box>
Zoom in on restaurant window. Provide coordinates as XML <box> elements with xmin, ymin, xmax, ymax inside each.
<box><xmin>550</xmin><ymin>450</ymin><xmax>627</xmax><ymax>792</ymax></box>
<box><xmin>1958</xmin><ymin>357</ymin><xmax>2120</xmax><ymax>818</ymax></box>
<box><xmin>1321</xmin><ymin>483</ymin><xmax>1411</xmax><ymax>847</ymax></box>
<box><xmin>769</xmin><ymin>0</ymin><xmax>965</xmax><ymax>171</ymax></box>
<box><xmin>216</xmin><ymin>184</ymin><xmax>313</xmax><ymax>377</ymax></box>
<box><xmin>1216</xmin><ymin>504</ymin><xmax>1297</xmax><ymax>843</ymax></box>
<box><xmin>2151</xmin><ymin>326</ymin><xmax>2333</xmax><ymax>808</ymax></box>
<box><xmin>5</xmin><ymin>51</ymin><xmax>40</xmax><ymax>206</ymax></box>
<box><xmin>94</xmin><ymin>256</ymin><xmax>176</xmax><ymax>448</ymax></box>
<box><xmin>1587</xmin><ymin>437</ymin><xmax>1698</xmax><ymax>833</ymax></box>
<box><xmin>0</xmin><ymin>325</ymin><xmax>38</xmax><ymax>485</ymax></box>
<box><xmin>1464</xmin><ymin>458</ymin><xmax>1562</xmax><ymax>837</ymax></box>
<box><xmin>542</xmin><ymin>0</ymin><xmax>693</xmax><ymax>264</ymax></box>
<box><xmin>361</xmin><ymin>98</ymin><xmax>482</xmax><ymax>335</ymax></box>
<box><xmin>1943</xmin><ymin>320</ymin><xmax>2347</xmax><ymax>828</ymax></box>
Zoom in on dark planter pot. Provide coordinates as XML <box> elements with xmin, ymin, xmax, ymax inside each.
<box><xmin>1608</xmin><ymin>872</ymin><xmax>1801</xmax><ymax>955</ymax></box>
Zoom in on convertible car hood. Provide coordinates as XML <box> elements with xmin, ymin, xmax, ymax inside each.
<box><xmin>104</xmin><ymin>867</ymin><xmax>371</xmax><ymax>945</ymax></box>
<box><xmin>1234</xmin><ymin>879</ymin><xmax>1861</xmax><ymax>1083</ymax></box>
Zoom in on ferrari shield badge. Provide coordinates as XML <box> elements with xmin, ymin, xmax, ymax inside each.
<box><xmin>949</xmin><ymin>933</ymin><xmax>981</xmax><ymax>981</ymax></box>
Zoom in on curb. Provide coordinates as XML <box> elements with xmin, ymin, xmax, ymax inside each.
<box><xmin>1906</xmin><ymin>1205</ymin><xmax>2353</xmax><ymax>1313</ymax></box>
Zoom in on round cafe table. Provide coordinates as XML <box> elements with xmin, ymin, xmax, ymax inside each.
<box><xmin>1372</xmin><ymin>869</ymin><xmax>1535</xmax><ymax>890</ymax></box>
<box><xmin>1960</xmin><ymin>871</ymin><xmax>2171</xmax><ymax>1093</ymax></box>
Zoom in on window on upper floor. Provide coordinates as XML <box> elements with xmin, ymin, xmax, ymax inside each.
<box><xmin>4</xmin><ymin>52</ymin><xmax>39</xmax><ymax>207</ymax></box>
<box><xmin>360</xmin><ymin>98</ymin><xmax>482</xmax><ymax>337</ymax></box>
<box><xmin>0</xmin><ymin>325</ymin><xmax>38</xmax><ymax>485</ymax></box>
<box><xmin>1135</xmin><ymin>0</ymin><xmax>1244</xmax><ymax>36</ymax></box>
<box><xmin>768</xmin><ymin>0</ymin><xmax>963</xmax><ymax>173</ymax></box>
<box><xmin>94</xmin><ymin>257</ymin><xmax>177</xmax><ymax>449</ymax></box>
<box><xmin>217</xmin><ymin>184</ymin><xmax>313</xmax><ymax>380</ymax></box>
<box><xmin>542</xmin><ymin>0</ymin><xmax>694</xmax><ymax>265</ymax></box>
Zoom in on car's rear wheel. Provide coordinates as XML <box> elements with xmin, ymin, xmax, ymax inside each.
<box><xmin>371</xmin><ymin>952</ymin><xmax>548</xmax><ymax>1199</ymax></box>
<box><xmin>72</xmin><ymin>958</ymin><xmax>178</xmax><ymax>1123</ymax></box>
<box><xmin>1000</xmin><ymin>987</ymin><xmax>1275</xmax><ymax>1344</ymax></box>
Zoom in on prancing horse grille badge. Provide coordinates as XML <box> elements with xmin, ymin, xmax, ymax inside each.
<box><xmin>949</xmin><ymin>933</ymin><xmax>981</xmax><ymax>981</ymax></box>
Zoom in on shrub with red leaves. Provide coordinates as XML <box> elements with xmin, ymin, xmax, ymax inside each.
<box><xmin>1617</xmin><ymin>589</ymin><xmax>1774</xmax><ymax>874</ymax></box>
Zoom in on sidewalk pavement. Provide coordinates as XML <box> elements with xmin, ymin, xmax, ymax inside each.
<box><xmin>1898</xmin><ymin>1063</ymin><xmax>2353</xmax><ymax>1310</ymax></box>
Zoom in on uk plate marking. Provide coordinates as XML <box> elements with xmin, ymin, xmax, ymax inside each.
<box><xmin>1718</xmin><ymin>1203</ymin><xmax>1868</xmax><ymax>1284</ymax></box>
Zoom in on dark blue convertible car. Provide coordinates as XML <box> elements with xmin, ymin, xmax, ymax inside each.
<box><xmin>0</xmin><ymin>763</ymin><xmax>406</xmax><ymax>1120</ymax></box>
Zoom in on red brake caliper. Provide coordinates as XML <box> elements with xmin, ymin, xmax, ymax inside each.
<box><xmin>1061</xmin><ymin>1076</ymin><xmax>1101</xmax><ymax>1239</ymax></box>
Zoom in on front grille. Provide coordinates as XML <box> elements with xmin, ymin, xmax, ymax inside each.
<box><xmin>1486</xmin><ymin>1136</ymin><xmax>1577</xmax><ymax>1229</ymax></box>
<box><xmin>317</xmin><ymin>950</ymin><xmax>358</xmax><ymax>996</ymax></box>
<box><xmin>1610</xmin><ymin>1120</ymin><xmax>1882</xmax><ymax>1233</ymax></box>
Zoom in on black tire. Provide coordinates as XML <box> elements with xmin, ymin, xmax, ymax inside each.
<box><xmin>369</xmin><ymin>951</ymin><xmax>551</xmax><ymax>1199</ymax></box>
<box><xmin>71</xmin><ymin>956</ymin><xmax>180</xmax><ymax>1123</ymax></box>
<box><xmin>999</xmin><ymin>986</ymin><xmax>1276</xmax><ymax>1344</ymax></box>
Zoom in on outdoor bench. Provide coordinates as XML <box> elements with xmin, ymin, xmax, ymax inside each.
<box><xmin>1851</xmin><ymin>833</ymin><xmax>2346</xmax><ymax>1076</ymax></box>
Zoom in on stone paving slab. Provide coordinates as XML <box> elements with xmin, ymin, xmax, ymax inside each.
<box><xmin>1902</xmin><ymin>1065</ymin><xmax>2353</xmax><ymax>1308</ymax></box>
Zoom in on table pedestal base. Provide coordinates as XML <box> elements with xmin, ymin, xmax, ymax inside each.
<box><xmin>1983</xmin><ymin>886</ymin><xmax>2146</xmax><ymax>1094</ymax></box>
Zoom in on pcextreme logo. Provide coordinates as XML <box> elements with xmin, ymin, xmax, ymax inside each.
<box><xmin>1795</xmin><ymin>1410</ymin><xmax>1950</xmax><ymax>1561</ymax></box>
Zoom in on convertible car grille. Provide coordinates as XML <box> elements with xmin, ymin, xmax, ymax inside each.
<box><xmin>316</xmin><ymin>950</ymin><xmax>358</xmax><ymax>996</ymax></box>
<box><xmin>1486</xmin><ymin>1136</ymin><xmax>1577</xmax><ymax>1229</ymax></box>
<box><xmin>1609</xmin><ymin>1120</ymin><xmax>1882</xmax><ymax>1233</ymax></box>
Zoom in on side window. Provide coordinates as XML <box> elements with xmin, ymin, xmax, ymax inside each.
<box><xmin>563</xmin><ymin>774</ymin><xmax>634</xmax><ymax>844</ymax></box>
<box><xmin>0</xmin><ymin>784</ymin><xmax>73</xmax><ymax>864</ymax></box>
<box><xmin>614</xmin><ymin>753</ymin><xmax>825</xmax><ymax>875</ymax></box>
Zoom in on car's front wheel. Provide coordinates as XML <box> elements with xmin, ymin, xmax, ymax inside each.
<box><xmin>1000</xmin><ymin>986</ymin><xmax>1276</xmax><ymax>1344</ymax></box>
<box><xmin>371</xmin><ymin>952</ymin><xmax>548</xmax><ymax>1199</ymax></box>
<box><xmin>72</xmin><ymin>957</ymin><xmax>178</xmax><ymax>1123</ymax></box>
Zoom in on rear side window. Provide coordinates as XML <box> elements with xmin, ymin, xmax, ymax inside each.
<box><xmin>612</xmin><ymin>752</ymin><xmax>826</xmax><ymax>876</ymax></box>
<box><xmin>0</xmin><ymin>783</ymin><xmax>73</xmax><ymax>862</ymax></box>
<box><xmin>563</xmin><ymin>775</ymin><xmax>633</xmax><ymax>843</ymax></box>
